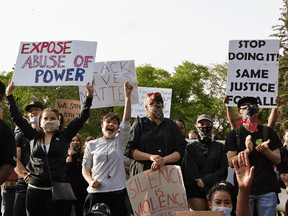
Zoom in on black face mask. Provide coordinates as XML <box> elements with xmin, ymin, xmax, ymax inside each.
<box><xmin>72</xmin><ymin>143</ymin><xmax>81</xmax><ymax>151</ymax></box>
<box><xmin>246</xmin><ymin>107</ymin><xmax>258</xmax><ymax>118</ymax></box>
<box><xmin>197</xmin><ymin>126</ymin><xmax>213</xmax><ymax>145</ymax></box>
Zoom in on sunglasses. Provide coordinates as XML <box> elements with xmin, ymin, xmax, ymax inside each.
<box><xmin>147</xmin><ymin>92</ymin><xmax>161</xmax><ymax>97</ymax></box>
<box><xmin>240</xmin><ymin>104</ymin><xmax>258</xmax><ymax>110</ymax></box>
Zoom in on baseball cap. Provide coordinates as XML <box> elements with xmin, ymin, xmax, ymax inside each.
<box><xmin>0</xmin><ymin>81</ymin><xmax>5</xmax><ymax>102</ymax></box>
<box><xmin>237</xmin><ymin>97</ymin><xmax>258</xmax><ymax>108</ymax></box>
<box><xmin>196</xmin><ymin>114</ymin><xmax>213</xmax><ymax>123</ymax></box>
<box><xmin>25</xmin><ymin>101</ymin><xmax>44</xmax><ymax>112</ymax></box>
<box><xmin>86</xmin><ymin>203</ymin><xmax>111</xmax><ymax>216</ymax></box>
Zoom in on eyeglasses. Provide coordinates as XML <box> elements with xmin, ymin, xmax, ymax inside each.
<box><xmin>202</xmin><ymin>146</ymin><xmax>209</xmax><ymax>156</ymax></box>
<box><xmin>147</xmin><ymin>92</ymin><xmax>161</xmax><ymax>97</ymax></box>
<box><xmin>240</xmin><ymin>104</ymin><xmax>258</xmax><ymax>110</ymax></box>
<box><xmin>27</xmin><ymin>108</ymin><xmax>42</xmax><ymax>113</ymax></box>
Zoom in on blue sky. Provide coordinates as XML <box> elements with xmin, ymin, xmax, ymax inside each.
<box><xmin>0</xmin><ymin>0</ymin><xmax>284</xmax><ymax>73</ymax></box>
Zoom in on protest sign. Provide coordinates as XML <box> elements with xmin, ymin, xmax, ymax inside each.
<box><xmin>226</xmin><ymin>39</ymin><xmax>279</xmax><ymax>108</ymax></box>
<box><xmin>55</xmin><ymin>98</ymin><xmax>88</xmax><ymax>123</ymax></box>
<box><xmin>131</xmin><ymin>87</ymin><xmax>172</xmax><ymax>118</ymax></box>
<box><xmin>13</xmin><ymin>40</ymin><xmax>97</xmax><ymax>86</ymax></box>
<box><xmin>79</xmin><ymin>60</ymin><xmax>139</xmax><ymax>108</ymax></box>
<box><xmin>172</xmin><ymin>211</ymin><xmax>223</xmax><ymax>216</ymax></box>
<box><xmin>126</xmin><ymin>165</ymin><xmax>188</xmax><ymax>216</ymax></box>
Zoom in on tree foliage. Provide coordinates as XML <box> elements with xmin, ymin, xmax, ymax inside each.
<box><xmin>270</xmin><ymin>0</ymin><xmax>288</xmax><ymax>137</ymax></box>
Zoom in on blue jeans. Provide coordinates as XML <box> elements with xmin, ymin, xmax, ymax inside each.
<box><xmin>1</xmin><ymin>187</ymin><xmax>16</xmax><ymax>216</ymax></box>
<box><xmin>249</xmin><ymin>192</ymin><xmax>278</xmax><ymax>216</ymax></box>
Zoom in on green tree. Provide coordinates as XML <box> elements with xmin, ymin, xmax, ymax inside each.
<box><xmin>270</xmin><ymin>0</ymin><xmax>288</xmax><ymax>137</ymax></box>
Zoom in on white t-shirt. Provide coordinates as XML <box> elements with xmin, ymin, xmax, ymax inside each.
<box><xmin>82</xmin><ymin>121</ymin><xmax>130</xmax><ymax>193</ymax></box>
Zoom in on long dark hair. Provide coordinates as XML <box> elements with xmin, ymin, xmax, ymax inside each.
<box><xmin>208</xmin><ymin>181</ymin><xmax>236</xmax><ymax>216</ymax></box>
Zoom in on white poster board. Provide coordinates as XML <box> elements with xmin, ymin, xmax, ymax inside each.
<box><xmin>13</xmin><ymin>40</ymin><xmax>97</xmax><ymax>86</ymax></box>
<box><xmin>126</xmin><ymin>165</ymin><xmax>188</xmax><ymax>216</ymax></box>
<box><xmin>79</xmin><ymin>60</ymin><xmax>139</xmax><ymax>108</ymax></box>
<box><xmin>131</xmin><ymin>87</ymin><xmax>172</xmax><ymax>118</ymax></box>
<box><xmin>226</xmin><ymin>39</ymin><xmax>279</xmax><ymax>108</ymax></box>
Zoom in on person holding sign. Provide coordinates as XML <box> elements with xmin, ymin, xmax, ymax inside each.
<box><xmin>225</xmin><ymin>96</ymin><xmax>282</xmax><ymax>216</ymax></box>
<box><xmin>82</xmin><ymin>81</ymin><xmax>133</xmax><ymax>216</ymax></box>
<box><xmin>6</xmin><ymin>81</ymin><xmax>94</xmax><ymax>216</ymax></box>
<box><xmin>181</xmin><ymin>114</ymin><xmax>228</xmax><ymax>211</ymax></box>
<box><xmin>125</xmin><ymin>92</ymin><xmax>186</xmax><ymax>175</ymax></box>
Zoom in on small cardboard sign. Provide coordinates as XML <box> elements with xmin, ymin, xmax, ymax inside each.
<box><xmin>55</xmin><ymin>98</ymin><xmax>88</xmax><ymax>123</ymax></box>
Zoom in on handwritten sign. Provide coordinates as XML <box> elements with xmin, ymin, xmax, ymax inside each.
<box><xmin>226</xmin><ymin>39</ymin><xmax>279</xmax><ymax>108</ymax></box>
<box><xmin>172</xmin><ymin>211</ymin><xmax>223</xmax><ymax>216</ymax></box>
<box><xmin>126</xmin><ymin>165</ymin><xmax>188</xmax><ymax>216</ymax></box>
<box><xmin>131</xmin><ymin>87</ymin><xmax>172</xmax><ymax>118</ymax></box>
<box><xmin>55</xmin><ymin>98</ymin><xmax>88</xmax><ymax>123</ymax></box>
<box><xmin>79</xmin><ymin>60</ymin><xmax>139</xmax><ymax>108</ymax></box>
<box><xmin>13</xmin><ymin>40</ymin><xmax>97</xmax><ymax>86</ymax></box>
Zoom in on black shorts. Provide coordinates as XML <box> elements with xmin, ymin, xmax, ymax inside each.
<box><xmin>186</xmin><ymin>184</ymin><xmax>207</xmax><ymax>199</ymax></box>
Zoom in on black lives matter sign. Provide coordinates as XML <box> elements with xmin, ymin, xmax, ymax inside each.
<box><xmin>226</xmin><ymin>40</ymin><xmax>280</xmax><ymax>108</ymax></box>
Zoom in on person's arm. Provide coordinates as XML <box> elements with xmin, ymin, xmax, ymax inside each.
<box><xmin>267</xmin><ymin>108</ymin><xmax>278</xmax><ymax>128</ymax></box>
<box><xmin>233</xmin><ymin>152</ymin><xmax>254</xmax><ymax>216</ymax></box>
<box><xmin>255</xmin><ymin>139</ymin><xmax>281</xmax><ymax>165</ymax></box>
<box><xmin>14</xmin><ymin>147</ymin><xmax>27</xmax><ymax>178</ymax></box>
<box><xmin>227</xmin><ymin>135</ymin><xmax>253</xmax><ymax>167</ymax></box>
<box><xmin>0</xmin><ymin>164</ymin><xmax>14</xmax><ymax>185</ymax></box>
<box><xmin>123</xmin><ymin>81</ymin><xmax>133</xmax><ymax>122</ymax></box>
<box><xmin>223</xmin><ymin>95</ymin><xmax>237</xmax><ymax>130</ymax></box>
<box><xmin>65</xmin><ymin>81</ymin><xmax>94</xmax><ymax>141</ymax></box>
<box><xmin>82</xmin><ymin>169</ymin><xmax>101</xmax><ymax>188</ymax></box>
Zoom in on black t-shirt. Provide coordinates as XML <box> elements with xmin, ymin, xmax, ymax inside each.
<box><xmin>225</xmin><ymin>125</ymin><xmax>282</xmax><ymax>195</ymax></box>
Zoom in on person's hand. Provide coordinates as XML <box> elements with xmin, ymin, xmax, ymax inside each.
<box><xmin>90</xmin><ymin>179</ymin><xmax>101</xmax><ymax>188</ymax></box>
<box><xmin>286</xmin><ymin>186</ymin><xmax>288</xmax><ymax>194</ymax></box>
<box><xmin>195</xmin><ymin>178</ymin><xmax>204</xmax><ymax>188</ymax></box>
<box><xmin>280</xmin><ymin>173</ymin><xmax>288</xmax><ymax>182</ymax></box>
<box><xmin>23</xmin><ymin>171</ymin><xmax>29</xmax><ymax>184</ymax></box>
<box><xmin>85</xmin><ymin>80</ymin><xmax>94</xmax><ymax>98</ymax></box>
<box><xmin>223</xmin><ymin>95</ymin><xmax>229</xmax><ymax>105</ymax></box>
<box><xmin>150</xmin><ymin>155</ymin><xmax>165</xmax><ymax>172</ymax></box>
<box><xmin>255</xmin><ymin>139</ymin><xmax>270</xmax><ymax>152</ymax></box>
<box><xmin>6</xmin><ymin>81</ymin><xmax>15</xmax><ymax>96</ymax></box>
<box><xmin>124</xmin><ymin>81</ymin><xmax>133</xmax><ymax>98</ymax></box>
<box><xmin>233</xmin><ymin>152</ymin><xmax>254</xmax><ymax>188</ymax></box>
<box><xmin>245</xmin><ymin>135</ymin><xmax>253</xmax><ymax>153</ymax></box>
<box><xmin>275</xmin><ymin>96</ymin><xmax>281</xmax><ymax>106</ymax></box>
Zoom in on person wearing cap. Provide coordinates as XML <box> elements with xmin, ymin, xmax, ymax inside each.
<box><xmin>181</xmin><ymin>114</ymin><xmax>228</xmax><ymax>211</ymax></box>
<box><xmin>13</xmin><ymin>100</ymin><xmax>44</xmax><ymax>216</ymax></box>
<box><xmin>125</xmin><ymin>92</ymin><xmax>186</xmax><ymax>175</ymax></box>
<box><xmin>225</xmin><ymin>96</ymin><xmax>282</xmax><ymax>216</ymax></box>
<box><xmin>86</xmin><ymin>203</ymin><xmax>111</xmax><ymax>216</ymax></box>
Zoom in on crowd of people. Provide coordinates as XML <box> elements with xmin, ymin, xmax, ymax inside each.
<box><xmin>0</xmin><ymin>79</ymin><xmax>288</xmax><ymax>216</ymax></box>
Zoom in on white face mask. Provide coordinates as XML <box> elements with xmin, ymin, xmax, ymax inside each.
<box><xmin>29</xmin><ymin>116</ymin><xmax>39</xmax><ymax>125</ymax></box>
<box><xmin>40</xmin><ymin>120</ymin><xmax>60</xmax><ymax>132</ymax></box>
<box><xmin>212</xmin><ymin>206</ymin><xmax>232</xmax><ymax>216</ymax></box>
<box><xmin>102</xmin><ymin>127</ymin><xmax>117</xmax><ymax>139</ymax></box>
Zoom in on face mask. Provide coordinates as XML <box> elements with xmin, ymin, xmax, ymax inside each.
<box><xmin>40</xmin><ymin>120</ymin><xmax>60</xmax><ymax>132</ymax></box>
<box><xmin>29</xmin><ymin>116</ymin><xmax>39</xmax><ymax>125</ymax></box>
<box><xmin>147</xmin><ymin>104</ymin><xmax>163</xmax><ymax>118</ymax></box>
<box><xmin>197</xmin><ymin>126</ymin><xmax>213</xmax><ymax>144</ymax></box>
<box><xmin>212</xmin><ymin>206</ymin><xmax>232</xmax><ymax>216</ymax></box>
<box><xmin>72</xmin><ymin>143</ymin><xmax>81</xmax><ymax>151</ymax></box>
<box><xmin>102</xmin><ymin>127</ymin><xmax>118</xmax><ymax>139</ymax></box>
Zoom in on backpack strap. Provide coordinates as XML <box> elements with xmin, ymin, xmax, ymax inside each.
<box><xmin>262</xmin><ymin>125</ymin><xmax>268</xmax><ymax>142</ymax></box>
<box><xmin>236</xmin><ymin>126</ymin><xmax>241</xmax><ymax>153</ymax></box>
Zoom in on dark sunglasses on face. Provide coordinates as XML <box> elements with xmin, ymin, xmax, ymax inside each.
<box><xmin>240</xmin><ymin>104</ymin><xmax>258</xmax><ymax>110</ymax></box>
